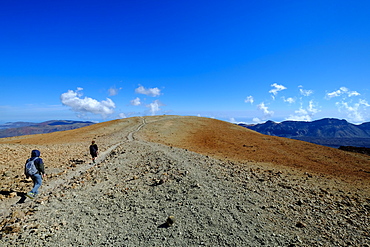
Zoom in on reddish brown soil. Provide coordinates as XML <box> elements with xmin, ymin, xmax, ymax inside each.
<box><xmin>138</xmin><ymin>116</ymin><xmax>370</xmax><ymax>188</ymax></box>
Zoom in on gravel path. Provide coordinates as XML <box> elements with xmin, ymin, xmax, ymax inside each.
<box><xmin>1</xmin><ymin>117</ymin><xmax>369</xmax><ymax>246</ymax></box>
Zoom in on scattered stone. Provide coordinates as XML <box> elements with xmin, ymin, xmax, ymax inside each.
<box><xmin>152</xmin><ymin>179</ymin><xmax>165</xmax><ymax>186</ymax></box>
<box><xmin>9</xmin><ymin>192</ymin><xmax>17</xmax><ymax>198</ymax></box>
<box><xmin>295</xmin><ymin>222</ymin><xmax>306</xmax><ymax>228</ymax></box>
<box><xmin>296</xmin><ymin>200</ymin><xmax>303</xmax><ymax>206</ymax></box>
<box><xmin>166</xmin><ymin>216</ymin><xmax>175</xmax><ymax>227</ymax></box>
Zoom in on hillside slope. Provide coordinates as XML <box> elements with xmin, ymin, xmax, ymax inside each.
<box><xmin>0</xmin><ymin>115</ymin><xmax>369</xmax><ymax>246</ymax></box>
<box><xmin>137</xmin><ymin>116</ymin><xmax>370</xmax><ymax>185</ymax></box>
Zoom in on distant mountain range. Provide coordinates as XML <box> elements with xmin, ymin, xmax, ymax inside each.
<box><xmin>239</xmin><ymin>118</ymin><xmax>370</xmax><ymax>148</ymax></box>
<box><xmin>2</xmin><ymin>118</ymin><xmax>370</xmax><ymax>149</ymax></box>
<box><xmin>0</xmin><ymin>120</ymin><xmax>95</xmax><ymax>138</ymax></box>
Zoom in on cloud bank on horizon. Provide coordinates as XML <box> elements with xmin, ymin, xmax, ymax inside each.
<box><xmin>244</xmin><ymin>83</ymin><xmax>369</xmax><ymax>123</ymax></box>
<box><xmin>59</xmin><ymin>82</ymin><xmax>369</xmax><ymax>124</ymax></box>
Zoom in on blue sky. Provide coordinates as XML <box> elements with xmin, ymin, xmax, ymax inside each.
<box><xmin>1</xmin><ymin>0</ymin><xmax>370</xmax><ymax>124</ymax></box>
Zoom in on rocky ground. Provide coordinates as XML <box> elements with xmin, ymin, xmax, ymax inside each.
<box><xmin>0</xmin><ymin>116</ymin><xmax>369</xmax><ymax>246</ymax></box>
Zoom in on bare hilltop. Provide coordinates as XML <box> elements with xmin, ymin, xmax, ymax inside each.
<box><xmin>1</xmin><ymin>115</ymin><xmax>369</xmax><ymax>246</ymax></box>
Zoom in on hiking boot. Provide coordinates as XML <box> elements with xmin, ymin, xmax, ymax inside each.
<box><xmin>26</xmin><ymin>192</ymin><xmax>35</xmax><ymax>199</ymax></box>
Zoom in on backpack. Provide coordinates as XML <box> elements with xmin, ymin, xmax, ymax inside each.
<box><xmin>25</xmin><ymin>157</ymin><xmax>39</xmax><ymax>176</ymax></box>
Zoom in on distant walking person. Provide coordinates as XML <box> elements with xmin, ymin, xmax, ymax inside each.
<box><xmin>24</xmin><ymin>150</ymin><xmax>45</xmax><ymax>199</ymax></box>
<box><xmin>90</xmin><ymin>140</ymin><xmax>99</xmax><ymax>163</ymax></box>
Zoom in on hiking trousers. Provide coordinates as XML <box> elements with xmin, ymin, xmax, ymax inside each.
<box><xmin>30</xmin><ymin>173</ymin><xmax>42</xmax><ymax>195</ymax></box>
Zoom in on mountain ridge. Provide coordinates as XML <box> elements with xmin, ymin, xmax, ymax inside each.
<box><xmin>239</xmin><ymin>118</ymin><xmax>370</xmax><ymax>148</ymax></box>
<box><xmin>0</xmin><ymin>120</ymin><xmax>95</xmax><ymax>138</ymax></box>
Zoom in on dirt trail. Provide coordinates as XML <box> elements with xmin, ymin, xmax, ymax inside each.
<box><xmin>0</xmin><ymin>117</ymin><xmax>146</xmax><ymax>221</ymax></box>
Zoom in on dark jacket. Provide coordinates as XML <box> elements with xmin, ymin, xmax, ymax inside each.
<box><xmin>24</xmin><ymin>150</ymin><xmax>45</xmax><ymax>176</ymax></box>
<box><xmin>90</xmin><ymin>143</ymin><xmax>98</xmax><ymax>155</ymax></box>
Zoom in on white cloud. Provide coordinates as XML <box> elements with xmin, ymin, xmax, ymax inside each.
<box><xmin>130</xmin><ymin>97</ymin><xmax>141</xmax><ymax>106</ymax></box>
<box><xmin>325</xmin><ymin>86</ymin><xmax>367</xmax><ymax>122</ymax></box>
<box><xmin>146</xmin><ymin>100</ymin><xmax>163</xmax><ymax>115</ymax></box>
<box><xmin>244</xmin><ymin>96</ymin><xmax>254</xmax><ymax>104</ymax></box>
<box><xmin>287</xmin><ymin>107</ymin><xmax>312</xmax><ymax>121</ymax></box>
<box><xmin>308</xmin><ymin>100</ymin><xmax>320</xmax><ymax>115</ymax></box>
<box><xmin>253</xmin><ymin>117</ymin><xmax>262</xmax><ymax>123</ymax></box>
<box><xmin>286</xmin><ymin>100</ymin><xmax>320</xmax><ymax>121</ymax></box>
<box><xmin>118</xmin><ymin>113</ymin><xmax>127</xmax><ymax>118</ymax></box>
<box><xmin>326</xmin><ymin>86</ymin><xmax>360</xmax><ymax>99</ymax></box>
<box><xmin>282</xmin><ymin>97</ymin><xmax>295</xmax><ymax>104</ymax></box>
<box><xmin>326</xmin><ymin>89</ymin><xmax>342</xmax><ymax>99</ymax></box>
<box><xmin>348</xmin><ymin>91</ymin><xmax>361</xmax><ymax>97</ymax></box>
<box><xmin>257</xmin><ymin>102</ymin><xmax>274</xmax><ymax>118</ymax></box>
<box><xmin>359</xmin><ymin>99</ymin><xmax>370</xmax><ymax>107</ymax></box>
<box><xmin>269</xmin><ymin>83</ymin><xmax>287</xmax><ymax>98</ymax></box>
<box><xmin>299</xmin><ymin>88</ymin><xmax>313</xmax><ymax>97</ymax></box>
<box><xmin>108</xmin><ymin>86</ymin><xmax>122</xmax><ymax>96</ymax></box>
<box><xmin>135</xmin><ymin>85</ymin><xmax>161</xmax><ymax>97</ymax></box>
<box><xmin>287</xmin><ymin>110</ymin><xmax>311</xmax><ymax>121</ymax></box>
<box><xmin>336</xmin><ymin>99</ymin><xmax>370</xmax><ymax>123</ymax></box>
<box><xmin>60</xmin><ymin>88</ymin><xmax>115</xmax><ymax>118</ymax></box>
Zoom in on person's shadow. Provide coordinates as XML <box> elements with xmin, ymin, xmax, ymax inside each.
<box><xmin>16</xmin><ymin>192</ymin><xmax>27</xmax><ymax>203</ymax></box>
<box><xmin>0</xmin><ymin>190</ymin><xmax>27</xmax><ymax>203</ymax></box>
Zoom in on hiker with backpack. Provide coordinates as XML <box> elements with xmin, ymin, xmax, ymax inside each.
<box><xmin>89</xmin><ymin>140</ymin><xmax>98</xmax><ymax>163</ymax></box>
<box><xmin>24</xmin><ymin>149</ymin><xmax>45</xmax><ymax>199</ymax></box>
